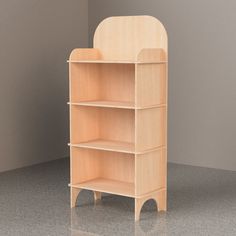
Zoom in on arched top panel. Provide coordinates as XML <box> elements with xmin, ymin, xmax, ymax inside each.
<box><xmin>93</xmin><ymin>15</ymin><xmax>167</xmax><ymax>61</ymax></box>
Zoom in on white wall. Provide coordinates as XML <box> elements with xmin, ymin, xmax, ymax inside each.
<box><xmin>0</xmin><ymin>0</ymin><xmax>88</xmax><ymax>172</ymax></box>
<box><xmin>88</xmin><ymin>0</ymin><xmax>236</xmax><ymax>171</ymax></box>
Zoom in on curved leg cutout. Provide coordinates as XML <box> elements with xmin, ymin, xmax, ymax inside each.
<box><xmin>135</xmin><ymin>189</ymin><xmax>167</xmax><ymax>221</ymax></box>
<box><xmin>71</xmin><ymin>188</ymin><xmax>81</xmax><ymax>208</ymax></box>
<box><xmin>135</xmin><ymin>198</ymin><xmax>145</xmax><ymax>221</ymax></box>
<box><xmin>71</xmin><ymin>188</ymin><xmax>102</xmax><ymax>208</ymax></box>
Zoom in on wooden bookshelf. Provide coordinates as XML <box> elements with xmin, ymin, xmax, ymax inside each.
<box><xmin>68</xmin><ymin>15</ymin><xmax>168</xmax><ymax>221</ymax></box>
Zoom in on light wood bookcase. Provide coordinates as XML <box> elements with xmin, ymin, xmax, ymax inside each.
<box><xmin>68</xmin><ymin>15</ymin><xmax>168</xmax><ymax>221</ymax></box>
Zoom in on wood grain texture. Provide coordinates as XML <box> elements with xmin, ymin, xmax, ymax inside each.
<box><xmin>136</xmin><ymin>64</ymin><xmax>167</xmax><ymax>107</ymax></box>
<box><xmin>70</xmin><ymin>63</ymin><xmax>135</xmax><ymax>104</ymax></box>
<box><xmin>71</xmin><ymin>106</ymin><xmax>134</xmax><ymax>145</ymax></box>
<box><xmin>94</xmin><ymin>16</ymin><xmax>167</xmax><ymax>61</ymax></box>
<box><xmin>71</xmin><ymin>148</ymin><xmax>134</xmax><ymax>184</ymax></box>
<box><xmin>70</xmin><ymin>147</ymin><xmax>100</xmax><ymax>184</ymax></box>
<box><xmin>68</xmin><ymin>59</ymin><xmax>167</xmax><ymax>64</ymax></box>
<box><xmin>70</xmin><ymin>140</ymin><xmax>134</xmax><ymax>154</ymax></box>
<box><xmin>69</xmin><ymin>100</ymin><xmax>135</xmax><ymax>109</ymax></box>
<box><xmin>69</xmin><ymin>48</ymin><xmax>101</xmax><ymax>61</ymax></box>
<box><xmin>135</xmin><ymin>149</ymin><xmax>166</xmax><ymax>196</ymax></box>
<box><xmin>135</xmin><ymin>188</ymin><xmax>166</xmax><ymax>221</ymax></box>
<box><xmin>137</xmin><ymin>48</ymin><xmax>167</xmax><ymax>62</ymax></box>
<box><xmin>135</xmin><ymin>107</ymin><xmax>166</xmax><ymax>152</ymax></box>
<box><xmin>71</xmin><ymin>178</ymin><xmax>135</xmax><ymax>198</ymax></box>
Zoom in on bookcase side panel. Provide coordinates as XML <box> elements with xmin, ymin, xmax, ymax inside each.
<box><xmin>137</xmin><ymin>48</ymin><xmax>167</xmax><ymax>62</ymax></box>
<box><xmin>135</xmin><ymin>149</ymin><xmax>166</xmax><ymax>196</ymax></box>
<box><xmin>136</xmin><ymin>107</ymin><xmax>166</xmax><ymax>152</ymax></box>
<box><xmin>136</xmin><ymin>64</ymin><xmax>166</xmax><ymax>107</ymax></box>
<box><xmin>69</xmin><ymin>48</ymin><xmax>102</xmax><ymax>61</ymax></box>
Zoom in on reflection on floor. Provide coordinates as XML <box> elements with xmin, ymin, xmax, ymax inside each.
<box><xmin>0</xmin><ymin>158</ymin><xmax>236</xmax><ymax>236</ymax></box>
<box><xmin>71</xmin><ymin>191</ymin><xmax>167</xmax><ymax>236</ymax></box>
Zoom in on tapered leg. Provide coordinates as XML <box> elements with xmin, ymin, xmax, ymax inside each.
<box><xmin>157</xmin><ymin>189</ymin><xmax>167</xmax><ymax>211</ymax></box>
<box><xmin>94</xmin><ymin>191</ymin><xmax>102</xmax><ymax>202</ymax></box>
<box><xmin>70</xmin><ymin>187</ymin><xmax>81</xmax><ymax>208</ymax></box>
<box><xmin>135</xmin><ymin>198</ymin><xmax>143</xmax><ymax>221</ymax></box>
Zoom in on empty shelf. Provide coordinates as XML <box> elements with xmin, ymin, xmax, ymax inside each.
<box><xmin>70</xmin><ymin>178</ymin><xmax>135</xmax><ymax>197</ymax></box>
<box><xmin>68</xmin><ymin>101</ymin><xmax>167</xmax><ymax>110</ymax></box>
<box><xmin>70</xmin><ymin>140</ymin><xmax>135</xmax><ymax>154</ymax></box>
<box><xmin>69</xmin><ymin>100</ymin><xmax>135</xmax><ymax>109</ymax></box>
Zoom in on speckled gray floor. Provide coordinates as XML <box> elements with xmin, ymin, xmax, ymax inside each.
<box><xmin>0</xmin><ymin>158</ymin><xmax>236</xmax><ymax>236</ymax></box>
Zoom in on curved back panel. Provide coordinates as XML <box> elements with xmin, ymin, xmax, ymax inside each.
<box><xmin>94</xmin><ymin>15</ymin><xmax>167</xmax><ymax>61</ymax></box>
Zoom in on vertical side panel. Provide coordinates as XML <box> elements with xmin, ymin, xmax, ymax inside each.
<box><xmin>136</xmin><ymin>107</ymin><xmax>165</xmax><ymax>152</ymax></box>
<box><xmin>135</xmin><ymin>149</ymin><xmax>165</xmax><ymax>196</ymax></box>
<box><xmin>136</xmin><ymin>64</ymin><xmax>166</xmax><ymax>107</ymax></box>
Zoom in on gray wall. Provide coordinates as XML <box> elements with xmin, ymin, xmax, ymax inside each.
<box><xmin>1</xmin><ymin>0</ymin><xmax>236</xmax><ymax>172</ymax></box>
<box><xmin>88</xmin><ymin>0</ymin><xmax>236</xmax><ymax>171</ymax></box>
<box><xmin>0</xmin><ymin>0</ymin><xmax>88</xmax><ymax>172</ymax></box>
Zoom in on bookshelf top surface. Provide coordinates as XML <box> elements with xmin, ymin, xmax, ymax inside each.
<box><xmin>67</xmin><ymin>59</ymin><xmax>167</xmax><ymax>64</ymax></box>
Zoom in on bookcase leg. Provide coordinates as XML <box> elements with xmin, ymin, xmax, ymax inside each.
<box><xmin>135</xmin><ymin>198</ymin><xmax>143</xmax><ymax>221</ymax></box>
<box><xmin>157</xmin><ymin>189</ymin><xmax>167</xmax><ymax>211</ymax></box>
<box><xmin>135</xmin><ymin>189</ymin><xmax>167</xmax><ymax>221</ymax></box>
<box><xmin>94</xmin><ymin>191</ymin><xmax>102</xmax><ymax>202</ymax></box>
<box><xmin>71</xmin><ymin>187</ymin><xmax>81</xmax><ymax>208</ymax></box>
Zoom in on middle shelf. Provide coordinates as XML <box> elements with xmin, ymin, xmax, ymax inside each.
<box><xmin>69</xmin><ymin>100</ymin><xmax>135</xmax><ymax>109</ymax></box>
<box><xmin>70</xmin><ymin>139</ymin><xmax>134</xmax><ymax>154</ymax></box>
<box><xmin>70</xmin><ymin>105</ymin><xmax>166</xmax><ymax>153</ymax></box>
<box><xmin>68</xmin><ymin>100</ymin><xmax>166</xmax><ymax>110</ymax></box>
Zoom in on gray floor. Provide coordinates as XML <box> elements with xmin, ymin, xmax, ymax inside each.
<box><xmin>0</xmin><ymin>159</ymin><xmax>236</xmax><ymax>236</ymax></box>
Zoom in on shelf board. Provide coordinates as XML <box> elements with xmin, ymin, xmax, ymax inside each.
<box><xmin>68</xmin><ymin>101</ymin><xmax>167</xmax><ymax>110</ymax></box>
<box><xmin>70</xmin><ymin>178</ymin><xmax>135</xmax><ymax>197</ymax></box>
<box><xmin>70</xmin><ymin>140</ymin><xmax>135</xmax><ymax>154</ymax></box>
<box><xmin>67</xmin><ymin>60</ymin><xmax>167</xmax><ymax>64</ymax></box>
<box><xmin>69</xmin><ymin>100</ymin><xmax>134</xmax><ymax>109</ymax></box>
<box><xmin>69</xmin><ymin>140</ymin><xmax>164</xmax><ymax>154</ymax></box>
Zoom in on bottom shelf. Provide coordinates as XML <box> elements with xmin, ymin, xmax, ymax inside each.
<box><xmin>70</xmin><ymin>178</ymin><xmax>134</xmax><ymax>198</ymax></box>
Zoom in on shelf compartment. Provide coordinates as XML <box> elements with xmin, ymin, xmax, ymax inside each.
<box><xmin>70</xmin><ymin>63</ymin><xmax>134</xmax><ymax>104</ymax></box>
<box><xmin>70</xmin><ymin>106</ymin><xmax>134</xmax><ymax>145</ymax></box>
<box><xmin>70</xmin><ymin>139</ymin><xmax>134</xmax><ymax>154</ymax></box>
<box><xmin>70</xmin><ymin>178</ymin><xmax>134</xmax><ymax>197</ymax></box>
<box><xmin>70</xmin><ymin>148</ymin><xmax>134</xmax><ymax>192</ymax></box>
